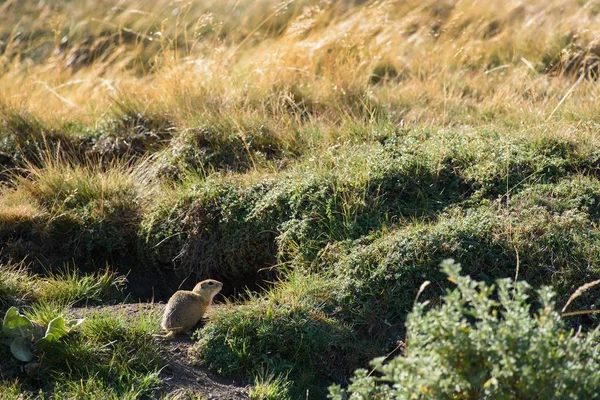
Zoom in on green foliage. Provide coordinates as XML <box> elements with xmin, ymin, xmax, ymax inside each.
<box><xmin>0</xmin><ymin>380</ymin><xmax>25</xmax><ymax>399</ymax></box>
<box><xmin>37</xmin><ymin>310</ymin><xmax>163</xmax><ymax>398</ymax></box>
<box><xmin>36</xmin><ymin>268</ymin><xmax>126</xmax><ymax>306</ymax></box>
<box><xmin>0</xmin><ymin>263</ymin><xmax>126</xmax><ymax>316</ymax></box>
<box><xmin>0</xmin><ymin>159</ymin><xmax>147</xmax><ymax>269</ymax></box>
<box><xmin>194</xmin><ymin>273</ymin><xmax>366</xmax><ymax>396</ymax></box>
<box><xmin>143</xmin><ymin>138</ymin><xmax>467</xmax><ymax>278</ymax></box>
<box><xmin>249</xmin><ymin>372</ymin><xmax>293</xmax><ymax>400</ymax></box>
<box><xmin>195</xmin><ymin>301</ymin><xmax>353</xmax><ymax>390</ymax></box>
<box><xmin>141</xmin><ymin>131</ymin><xmax>596</xmax><ymax>281</ymax></box>
<box><xmin>140</xmin><ymin>178</ymin><xmax>278</xmax><ymax>278</ymax></box>
<box><xmin>0</xmin><ymin>294</ymin><xmax>161</xmax><ymax>396</ymax></box>
<box><xmin>2</xmin><ymin>125</ymin><xmax>596</xmax><ymax>288</ymax></box>
<box><xmin>45</xmin><ymin>375</ymin><xmax>161</xmax><ymax>400</ymax></box>
<box><xmin>1</xmin><ymin>306</ymin><xmax>84</xmax><ymax>363</ymax></box>
<box><xmin>330</xmin><ymin>260</ymin><xmax>600</xmax><ymax>399</ymax></box>
<box><xmin>156</xmin><ymin>116</ymin><xmax>295</xmax><ymax>178</ymax></box>
<box><xmin>323</xmin><ymin>193</ymin><xmax>600</xmax><ymax>345</ymax></box>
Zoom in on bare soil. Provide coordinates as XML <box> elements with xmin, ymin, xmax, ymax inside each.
<box><xmin>70</xmin><ymin>303</ymin><xmax>249</xmax><ymax>400</ymax></box>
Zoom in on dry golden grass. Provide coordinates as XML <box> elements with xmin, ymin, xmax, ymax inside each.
<box><xmin>0</xmin><ymin>189</ymin><xmax>44</xmax><ymax>223</ymax></box>
<box><xmin>1</xmin><ymin>0</ymin><xmax>599</xmax><ymax>140</ymax></box>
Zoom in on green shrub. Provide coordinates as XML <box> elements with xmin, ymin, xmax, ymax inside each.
<box><xmin>509</xmin><ymin>175</ymin><xmax>600</xmax><ymax>220</ymax></box>
<box><xmin>330</xmin><ymin>260</ymin><xmax>600</xmax><ymax>399</ymax></box>
<box><xmin>143</xmin><ymin>140</ymin><xmax>467</xmax><ymax>278</ymax></box>
<box><xmin>144</xmin><ymin>132</ymin><xmax>593</xmax><ymax>281</ymax></box>
<box><xmin>194</xmin><ymin>273</ymin><xmax>368</xmax><ymax>396</ymax></box>
<box><xmin>140</xmin><ymin>178</ymin><xmax>279</xmax><ymax>278</ymax></box>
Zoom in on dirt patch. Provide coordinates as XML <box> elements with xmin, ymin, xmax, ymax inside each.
<box><xmin>69</xmin><ymin>303</ymin><xmax>249</xmax><ymax>400</ymax></box>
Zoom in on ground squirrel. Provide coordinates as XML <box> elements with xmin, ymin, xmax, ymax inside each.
<box><xmin>154</xmin><ymin>279</ymin><xmax>223</xmax><ymax>340</ymax></box>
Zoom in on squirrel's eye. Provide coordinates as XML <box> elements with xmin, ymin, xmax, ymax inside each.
<box><xmin>208</xmin><ymin>282</ymin><xmax>214</xmax><ymax>286</ymax></box>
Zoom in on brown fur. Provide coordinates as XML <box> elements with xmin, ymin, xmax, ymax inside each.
<box><xmin>154</xmin><ymin>279</ymin><xmax>223</xmax><ymax>340</ymax></box>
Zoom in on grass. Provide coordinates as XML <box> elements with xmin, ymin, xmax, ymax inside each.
<box><xmin>194</xmin><ymin>271</ymin><xmax>369</xmax><ymax>396</ymax></box>
<box><xmin>0</xmin><ymin>297</ymin><xmax>162</xmax><ymax>399</ymax></box>
<box><xmin>0</xmin><ymin>155</ymin><xmax>149</xmax><ymax>272</ymax></box>
<box><xmin>35</xmin><ymin>267</ymin><xmax>127</xmax><ymax>306</ymax></box>
<box><xmin>249</xmin><ymin>371</ymin><xmax>293</xmax><ymax>400</ymax></box>
<box><xmin>0</xmin><ymin>262</ymin><xmax>125</xmax><ymax>312</ymax></box>
<box><xmin>3</xmin><ymin>0</ymin><xmax>600</xmax><ymax>397</ymax></box>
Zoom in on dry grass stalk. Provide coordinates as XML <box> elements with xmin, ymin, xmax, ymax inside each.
<box><xmin>561</xmin><ymin>279</ymin><xmax>600</xmax><ymax>314</ymax></box>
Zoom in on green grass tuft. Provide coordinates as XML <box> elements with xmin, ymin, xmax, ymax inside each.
<box><xmin>249</xmin><ymin>371</ymin><xmax>293</xmax><ymax>400</ymax></box>
<box><xmin>35</xmin><ymin>267</ymin><xmax>126</xmax><ymax>306</ymax></box>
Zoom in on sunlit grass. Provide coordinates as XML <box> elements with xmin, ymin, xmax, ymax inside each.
<box><xmin>3</xmin><ymin>0</ymin><xmax>600</xmax><ymax>397</ymax></box>
<box><xmin>1</xmin><ymin>0</ymin><xmax>599</xmax><ymax>134</ymax></box>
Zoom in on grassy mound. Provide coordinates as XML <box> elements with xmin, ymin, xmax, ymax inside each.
<box><xmin>0</xmin><ymin>158</ymin><xmax>147</xmax><ymax>269</ymax></box>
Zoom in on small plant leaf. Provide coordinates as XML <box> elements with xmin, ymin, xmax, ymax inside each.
<box><xmin>45</xmin><ymin>316</ymin><xmax>69</xmax><ymax>340</ymax></box>
<box><xmin>65</xmin><ymin>318</ymin><xmax>85</xmax><ymax>330</ymax></box>
<box><xmin>36</xmin><ymin>317</ymin><xmax>84</xmax><ymax>348</ymax></box>
<box><xmin>2</xmin><ymin>307</ymin><xmax>34</xmax><ymax>338</ymax></box>
<box><xmin>36</xmin><ymin>317</ymin><xmax>67</xmax><ymax>347</ymax></box>
<box><xmin>10</xmin><ymin>337</ymin><xmax>34</xmax><ymax>362</ymax></box>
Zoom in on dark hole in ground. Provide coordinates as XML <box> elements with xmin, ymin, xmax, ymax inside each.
<box><xmin>126</xmin><ymin>265</ymin><xmax>277</xmax><ymax>303</ymax></box>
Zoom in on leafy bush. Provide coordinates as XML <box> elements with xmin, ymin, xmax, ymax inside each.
<box><xmin>330</xmin><ymin>260</ymin><xmax>600</xmax><ymax>399</ymax></box>
<box><xmin>0</xmin><ymin>306</ymin><xmax>84</xmax><ymax>364</ymax></box>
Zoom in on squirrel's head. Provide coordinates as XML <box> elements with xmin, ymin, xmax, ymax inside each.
<box><xmin>192</xmin><ymin>279</ymin><xmax>223</xmax><ymax>299</ymax></box>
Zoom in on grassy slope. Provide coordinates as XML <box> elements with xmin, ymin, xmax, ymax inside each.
<box><xmin>2</xmin><ymin>0</ymin><xmax>600</xmax><ymax>397</ymax></box>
